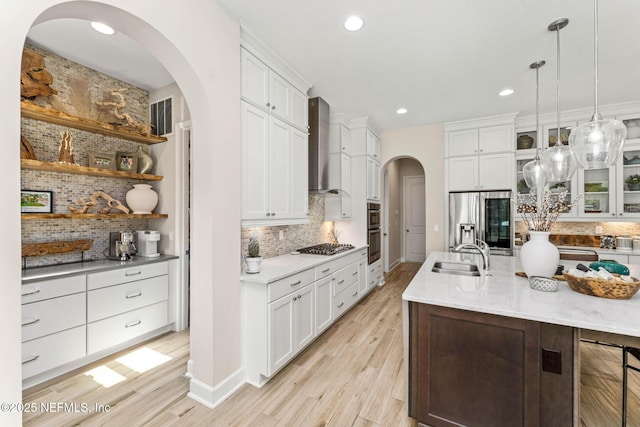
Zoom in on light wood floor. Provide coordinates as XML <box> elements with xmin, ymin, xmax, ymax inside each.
<box><xmin>22</xmin><ymin>262</ymin><xmax>640</xmax><ymax>426</ymax></box>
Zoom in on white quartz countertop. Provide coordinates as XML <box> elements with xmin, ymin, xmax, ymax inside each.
<box><xmin>22</xmin><ymin>254</ymin><xmax>179</xmax><ymax>283</ymax></box>
<box><xmin>240</xmin><ymin>246</ymin><xmax>368</xmax><ymax>284</ymax></box>
<box><xmin>402</xmin><ymin>251</ymin><xmax>640</xmax><ymax>338</ymax></box>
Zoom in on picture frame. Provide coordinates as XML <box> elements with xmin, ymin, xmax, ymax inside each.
<box><xmin>89</xmin><ymin>153</ymin><xmax>117</xmax><ymax>170</ymax></box>
<box><xmin>116</xmin><ymin>151</ymin><xmax>138</xmax><ymax>172</ymax></box>
<box><xmin>21</xmin><ymin>190</ymin><xmax>53</xmax><ymax>214</ymax></box>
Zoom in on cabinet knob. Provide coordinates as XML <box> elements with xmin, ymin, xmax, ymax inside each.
<box><xmin>293</xmin><ymin>296</ymin><xmax>297</xmax><ymax>301</ymax></box>
<box><xmin>271</xmin><ymin>105</ymin><xmax>276</xmax><ymax>110</ymax></box>
<box><xmin>266</xmin><ymin>102</ymin><xmax>271</xmax><ymax>107</ymax></box>
<box><xmin>479</xmin><ymin>149</ymin><xmax>483</xmax><ymax>152</ymax></box>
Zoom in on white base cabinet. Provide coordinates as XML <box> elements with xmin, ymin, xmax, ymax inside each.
<box><xmin>21</xmin><ymin>259</ymin><xmax>174</xmax><ymax>386</ymax></box>
<box><xmin>242</xmin><ymin>250</ymin><xmax>375</xmax><ymax>386</ymax></box>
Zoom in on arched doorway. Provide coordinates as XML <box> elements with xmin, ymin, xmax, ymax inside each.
<box><xmin>382</xmin><ymin>156</ymin><xmax>426</xmax><ymax>271</ymax></box>
<box><xmin>3</xmin><ymin>2</ymin><xmax>243</xmax><ymax>419</ymax></box>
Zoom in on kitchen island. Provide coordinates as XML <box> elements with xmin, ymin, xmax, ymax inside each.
<box><xmin>402</xmin><ymin>251</ymin><xmax>640</xmax><ymax>426</ymax></box>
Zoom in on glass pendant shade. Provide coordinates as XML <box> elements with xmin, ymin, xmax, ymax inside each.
<box><xmin>523</xmin><ymin>156</ymin><xmax>549</xmax><ymax>191</ymax></box>
<box><xmin>541</xmin><ymin>144</ymin><xmax>577</xmax><ymax>183</ymax></box>
<box><xmin>569</xmin><ymin>117</ymin><xmax>626</xmax><ymax>169</ymax></box>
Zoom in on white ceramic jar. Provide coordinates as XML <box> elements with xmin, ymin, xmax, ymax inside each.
<box><xmin>125</xmin><ymin>184</ymin><xmax>158</xmax><ymax>214</ymax></box>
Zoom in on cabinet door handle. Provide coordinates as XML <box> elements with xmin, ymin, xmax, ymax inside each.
<box><xmin>21</xmin><ymin>289</ymin><xmax>40</xmax><ymax>297</ymax></box>
<box><xmin>322</xmin><ymin>268</ymin><xmax>331</xmax><ymax>273</ymax></box>
<box><xmin>352</xmin><ymin>271</ymin><xmax>358</xmax><ymax>276</ymax></box>
<box><xmin>22</xmin><ymin>318</ymin><xmax>40</xmax><ymax>327</ymax></box>
<box><xmin>338</xmin><ymin>279</ymin><xmax>345</xmax><ymax>284</ymax></box>
<box><xmin>22</xmin><ymin>355</ymin><xmax>39</xmax><ymax>365</ymax></box>
<box><xmin>126</xmin><ymin>292</ymin><xmax>142</xmax><ymax>299</ymax></box>
<box><xmin>337</xmin><ymin>302</ymin><xmax>344</xmax><ymax>308</ymax></box>
<box><xmin>125</xmin><ymin>320</ymin><xmax>142</xmax><ymax>328</ymax></box>
<box><xmin>291</xmin><ymin>280</ymin><xmax>302</xmax><ymax>287</ymax></box>
<box><xmin>125</xmin><ymin>270</ymin><xmax>142</xmax><ymax>276</ymax></box>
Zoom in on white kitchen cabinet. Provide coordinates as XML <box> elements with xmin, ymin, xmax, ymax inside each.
<box><xmin>367</xmin><ymin>157</ymin><xmax>381</xmax><ymax>201</ymax></box>
<box><xmin>325</xmin><ymin>152</ymin><xmax>352</xmax><ymax>220</ymax></box>
<box><xmin>368</xmin><ymin>259</ymin><xmax>384</xmax><ymax>288</ymax></box>
<box><xmin>326</xmin><ymin>123</ymin><xmax>352</xmax><ymax>220</ymax></box>
<box><xmin>242</xmin><ymin>250</ymin><xmax>364</xmax><ymax>385</ymax></box>
<box><xmin>242</xmin><ymin>101</ymin><xmax>308</xmax><ymax>225</ymax></box>
<box><xmin>448</xmin><ymin>153</ymin><xmax>513</xmax><ymax>191</ymax></box>
<box><xmin>21</xmin><ymin>275</ymin><xmax>87</xmax><ymax>380</ymax></box>
<box><xmin>241</xmin><ymin>48</ymin><xmax>308</xmax><ymax>132</ymax></box>
<box><xmin>367</xmin><ymin>129</ymin><xmax>381</xmax><ymax>160</ymax></box>
<box><xmin>357</xmin><ymin>249</ymin><xmax>369</xmax><ymax>295</ymax></box>
<box><xmin>315</xmin><ymin>275</ymin><xmax>333</xmax><ymax>334</ymax></box>
<box><xmin>447</xmin><ymin>124</ymin><xmax>514</xmax><ymax>157</ymax></box>
<box><xmin>86</xmin><ymin>261</ymin><xmax>171</xmax><ymax>354</ymax></box>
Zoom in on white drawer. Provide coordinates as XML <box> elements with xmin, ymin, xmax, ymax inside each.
<box><xmin>22</xmin><ymin>293</ymin><xmax>86</xmax><ymax>342</ymax></box>
<box><xmin>315</xmin><ymin>252</ymin><xmax>358</xmax><ymax>280</ymax></box>
<box><xmin>22</xmin><ymin>325</ymin><xmax>86</xmax><ymax>379</ymax></box>
<box><xmin>357</xmin><ymin>248</ymin><xmax>368</xmax><ymax>259</ymax></box>
<box><xmin>88</xmin><ymin>275</ymin><xmax>168</xmax><ymax>322</ymax></box>
<box><xmin>87</xmin><ymin>301</ymin><xmax>168</xmax><ymax>354</ymax></box>
<box><xmin>87</xmin><ymin>261</ymin><xmax>168</xmax><ymax>290</ymax></box>
<box><xmin>268</xmin><ymin>269</ymin><xmax>315</xmax><ymax>303</ymax></box>
<box><xmin>333</xmin><ymin>283</ymin><xmax>360</xmax><ymax>320</ymax></box>
<box><xmin>333</xmin><ymin>263</ymin><xmax>359</xmax><ymax>296</ymax></box>
<box><xmin>21</xmin><ymin>275</ymin><xmax>85</xmax><ymax>304</ymax></box>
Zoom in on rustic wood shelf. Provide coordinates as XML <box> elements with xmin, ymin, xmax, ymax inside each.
<box><xmin>21</xmin><ymin>213</ymin><xmax>168</xmax><ymax>220</ymax></box>
<box><xmin>21</xmin><ymin>159</ymin><xmax>163</xmax><ymax>181</ymax></box>
<box><xmin>21</xmin><ymin>101</ymin><xmax>168</xmax><ymax>145</ymax></box>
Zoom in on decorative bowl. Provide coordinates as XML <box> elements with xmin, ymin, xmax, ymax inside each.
<box><xmin>528</xmin><ymin>276</ymin><xmax>558</xmax><ymax>292</ymax></box>
<box><xmin>563</xmin><ymin>273</ymin><xmax>640</xmax><ymax>299</ymax></box>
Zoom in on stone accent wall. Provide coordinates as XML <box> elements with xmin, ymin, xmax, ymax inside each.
<box><xmin>241</xmin><ymin>194</ymin><xmax>335</xmax><ymax>260</ymax></box>
<box><xmin>21</xmin><ymin>43</ymin><xmax>152</xmax><ymax>267</ymax></box>
<box><xmin>516</xmin><ymin>221</ymin><xmax>640</xmax><ymax>240</ymax></box>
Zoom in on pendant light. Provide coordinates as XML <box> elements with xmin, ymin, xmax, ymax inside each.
<box><xmin>568</xmin><ymin>0</ymin><xmax>626</xmax><ymax>169</ymax></box>
<box><xmin>541</xmin><ymin>18</ymin><xmax>577</xmax><ymax>184</ymax></box>
<box><xmin>523</xmin><ymin>60</ymin><xmax>550</xmax><ymax>191</ymax></box>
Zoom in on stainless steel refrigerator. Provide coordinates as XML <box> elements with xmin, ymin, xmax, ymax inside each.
<box><xmin>448</xmin><ymin>191</ymin><xmax>514</xmax><ymax>256</ymax></box>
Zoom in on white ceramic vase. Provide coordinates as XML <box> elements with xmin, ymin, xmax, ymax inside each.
<box><xmin>520</xmin><ymin>231</ymin><xmax>559</xmax><ymax>278</ymax></box>
<box><xmin>126</xmin><ymin>184</ymin><xmax>158</xmax><ymax>214</ymax></box>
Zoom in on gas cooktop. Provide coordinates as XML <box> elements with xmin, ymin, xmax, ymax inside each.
<box><xmin>297</xmin><ymin>243</ymin><xmax>355</xmax><ymax>255</ymax></box>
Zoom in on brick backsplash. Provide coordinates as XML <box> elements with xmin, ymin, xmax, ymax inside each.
<box><xmin>516</xmin><ymin>221</ymin><xmax>640</xmax><ymax>239</ymax></box>
<box><xmin>21</xmin><ymin>43</ymin><xmax>151</xmax><ymax>267</ymax></box>
<box><xmin>241</xmin><ymin>194</ymin><xmax>334</xmax><ymax>260</ymax></box>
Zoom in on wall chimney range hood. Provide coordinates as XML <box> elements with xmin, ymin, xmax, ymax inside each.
<box><xmin>308</xmin><ymin>97</ymin><xmax>348</xmax><ymax>196</ymax></box>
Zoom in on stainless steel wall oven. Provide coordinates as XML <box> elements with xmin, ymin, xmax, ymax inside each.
<box><xmin>368</xmin><ymin>203</ymin><xmax>381</xmax><ymax>264</ymax></box>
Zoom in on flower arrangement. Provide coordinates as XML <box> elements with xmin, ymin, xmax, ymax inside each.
<box><xmin>517</xmin><ymin>189</ymin><xmax>580</xmax><ymax>232</ymax></box>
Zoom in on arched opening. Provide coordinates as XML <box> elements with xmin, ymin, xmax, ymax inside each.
<box><xmin>5</xmin><ymin>2</ymin><xmax>242</xmax><ymax>418</ymax></box>
<box><xmin>382</xmin><ymin>156</ymin><xmax>426</xmax><ymax>271</ymax></box>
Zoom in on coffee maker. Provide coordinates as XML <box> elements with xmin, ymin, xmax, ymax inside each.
<box><xmin>109</xmin><ymin>231</ymin><xmax>136</xmax><ymax>261</ymax></box>
<box><xmin>136</xmin><ymin>230</ymin><xmax>160</xmax><ymax>257</ymax></box>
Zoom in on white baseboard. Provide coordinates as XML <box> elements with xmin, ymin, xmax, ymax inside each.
<box><xmin>389</xmin><ymin>258</ymin><xmax>402</xmax><ymax>271</ymax></box>
<box><xmin>187</xmin><ymin>367</ymin><xmax>246</xmax><ymax>409</ymax></box>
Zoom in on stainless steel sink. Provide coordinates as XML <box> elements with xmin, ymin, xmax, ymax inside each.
<box><xmin>431</xmin><ymin>260</ymin><xmax>481</xmax><ymax>277</ymax></box>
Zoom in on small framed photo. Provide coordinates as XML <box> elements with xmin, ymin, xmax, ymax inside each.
<box><xmin>116</xmin><ymin>151</ymin><xmax>138</xmax><ymax>172</ymax></box>
<box><xmin>89</xmin><ymin>153</ymin><xmax>117</xmax><ymax>170</ymax></box>
<box><xmin>21</xmin><ymin>190</ymin><xmax>53</xmax><ymax>214</ymax></box>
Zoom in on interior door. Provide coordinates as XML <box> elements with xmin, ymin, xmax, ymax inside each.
<box><xmin>404</xmin><ymin>176</ymin><xmax>426</xmax><ymax>262</ymax></box>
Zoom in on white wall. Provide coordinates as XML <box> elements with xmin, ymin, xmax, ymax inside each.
<box><xmin>2</xmin><ymin>1</ymin><xmax>241</xmax><ymax>423</ymax></box>
<box><xmin>381</xmin><ymin>124</ymin><xmax>446</xmax><ymax>256</ymax></box>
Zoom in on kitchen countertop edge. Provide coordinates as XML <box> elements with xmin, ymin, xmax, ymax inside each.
<box><xmin>22</xmin><ymin>254</ymin><xmax>179</xmax><ymax>283</ymax></box>
<box><xmin>240</xmin><ymin>246</ymin><xmax>368</xmax><ymax>284</ymax></box>
<box><xmin>403</xmin><ymin>251</ymin><xmax>640</xmax><ymax>339</ymax></box>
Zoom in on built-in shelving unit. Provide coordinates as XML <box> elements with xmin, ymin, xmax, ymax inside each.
<box><xmin>20</xmin><ymin>101</ymin><xmax>168</xmax><ymax>145</ymax></box>
<box><xmin>21</xmin><ymin>159</ymin><xmax>163</xmax><ymax>181</ymax></box>
<box><xmin>21</xmin><ymin>213</ymin><xmax>168</xmax><ymax>220</ymax></box>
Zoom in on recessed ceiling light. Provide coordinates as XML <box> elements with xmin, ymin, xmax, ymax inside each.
<box><xmin>396</xmin><ymin>108</ymin><xmax>408</xmax><ymax>115</ymax></box>
<box><xmin>344</xmin><ymin>16</ymin><xmax>364</xmax><ymax>31</ymax></box>
<box><xmin>90</xmin><ymin>21</ymin><xmax>115</xmax><ymax>35</ymax></box>
<box><xmin>499</xmin><ymin>88</ymin><xmax>514</xmax><ymax>97</ymax></box>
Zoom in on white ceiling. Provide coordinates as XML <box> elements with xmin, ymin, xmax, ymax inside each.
<box><xmin>26</xmin><ymin>0</ymin><xmax>640</xmax><ymax>131</ymax></box>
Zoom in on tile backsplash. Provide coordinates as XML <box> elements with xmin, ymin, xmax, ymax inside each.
<box><xmin>241</xmin><ymin>194</ymin><xmax>334</xmax><ymax>260</ymax></box>
<box><xmin>21</xmin><ymin>43</ymin><xmax>151</xmax><ymax>267</ymax></box>
<box><xmin>516</xmin><ymin>221</ymin><xmax>640</xmax><ymax>240</ymax></box>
